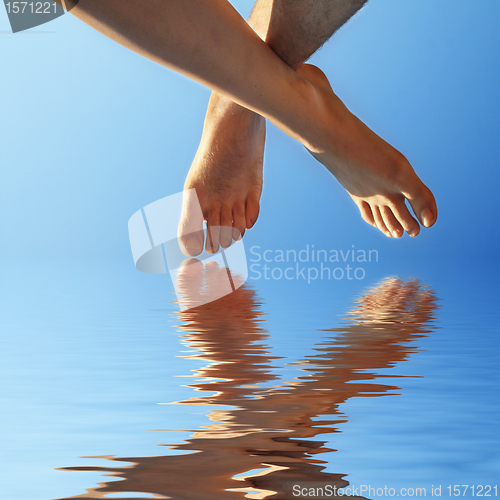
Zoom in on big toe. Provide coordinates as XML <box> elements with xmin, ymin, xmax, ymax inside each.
<box><xmin>405</xmin><ymin>181</ymin><xmax>437</xmax><ymax>229</ymax></box>
<box><xmin>178</xmin><ymin>190</ymin><xmax>205</xmax><ymax>256</ymax></box>
<box><xmin>179</xmin><ymin>230</ymin><xmax>205</xmax><ymax>257</ymax></box>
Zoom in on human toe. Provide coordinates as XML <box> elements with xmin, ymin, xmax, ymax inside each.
<box><xmin>381</xmin><ymin>205</ymin><xmax>404</xmax><ymax>238</ymax></box>
<box><xmin>405</xmin><ymin>181</ymin><xmax>437</xmax><ymax>229</ymax></box>
<box><xmin>205</xmin><ymin>209</ymin><xmax>221</xmax><ymax>254</ymax></box>
<box><xmin>245</xmin><ymin>191</ymin><xmax>260</xmax><ymax>229</ymax></box>
<box><xmin>391</xmin><ymin>199</ymin><xmax>420</xmax><ymax>237</ymax></box>
<box><xmin>232</xmin><ymin>202</ymin><xmax>246</xmax><ymax>241</ymax></box>
<box><xmin>219</xmin><ymin>205</ymin><xmax>233</xmax><ymax>249</ymax></box>
<box><xmin>372</xmin><ymin>206</ymin><xmax>392</xmax><ymax>237</ymax></box>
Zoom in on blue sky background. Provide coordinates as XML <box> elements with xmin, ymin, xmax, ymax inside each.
<box><xmin>1</xmin><ymin>0</ymin><xmax>499</xmax><ymax>269</ymax></box>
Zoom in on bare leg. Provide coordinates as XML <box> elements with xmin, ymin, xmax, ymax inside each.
<box><xmin>69</xmin><ymin>0</ymin><xmax>437</xmax><ymax>246</ymax></box>
<box><xmin>249</xmin><ymin>0</ymin><xmax>369</xmax><ymax>68</ymax></box>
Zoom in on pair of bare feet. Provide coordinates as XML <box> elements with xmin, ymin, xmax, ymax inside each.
<box><xmin>179</xmin><ymin>64</ymin><xmax>437</xmax><ymax>255</ymax></box>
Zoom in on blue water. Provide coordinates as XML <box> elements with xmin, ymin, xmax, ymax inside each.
<box><xmin>1</xmin><ymin>258</ymin><xmax>498</xmax><ymax>499</ymax></box>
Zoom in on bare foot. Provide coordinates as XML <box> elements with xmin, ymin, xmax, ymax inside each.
<box><xmin>178</xmin><ymin>93</ymin><xmax>265</xmax><ymax>255</ymax></box>
<box><xmin>297</xmin><ymin>64</ymin><xmax>437</xmax><ymax>238</ymax></box>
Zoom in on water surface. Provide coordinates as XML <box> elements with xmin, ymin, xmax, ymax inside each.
<box><xmin>0</xmin><ymin>260</ymin><xmax>498</xmax><ymax>499</ymax></box>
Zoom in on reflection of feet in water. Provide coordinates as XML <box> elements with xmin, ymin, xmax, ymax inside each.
<box><xmin>174</xmin><ymin>256</ymin><xmax>247</xmax><ymax>311</ymax></box>
<box><xmin>57</xmin><ymin>278</ymin><xmax>438</xmax><ymax>500</ymax></box>
<box><xmin>175</xmin><ymin>258</ymin><xmax>232</xmax><ymax>311</ymax></box>
<box><xmin>352</xmin><ymin>277</ymin><xmax>437</xmax><ymax>324</ymax></box>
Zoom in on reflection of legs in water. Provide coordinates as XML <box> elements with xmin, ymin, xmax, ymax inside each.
<box><xmin>58</xmin><ymin>278</ymin><xmax>437</xmax><ymax>499</ymax></box>
<box><xmin>69</xmin><ymin>0</ymin><xmax>437</xmax><ymax>252</ymax></box>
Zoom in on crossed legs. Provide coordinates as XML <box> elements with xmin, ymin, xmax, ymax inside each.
<box><xmin>178</xmin><ymin>0</ymin><xmax>437</xmax><ymax>254</ymax></box>
<box><xmin>69</xmin><ymin>0</ymin><xmax>437</xmax><ymax>250</ymax></box>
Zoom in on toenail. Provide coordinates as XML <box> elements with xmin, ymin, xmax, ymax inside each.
<box><xmin>392</xmin><ymin>230</ymin><xmax>400</xmax><ymax>238</ymax></box>
<box><xmin>409</xmin><ymin>228</ymin><xmax>419</xmax><ymax>237</ymax></box>
<box><xmin>421</xmin><ymin>208</ymin><xmax>433</xmax><ymax>228</ymax></box>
